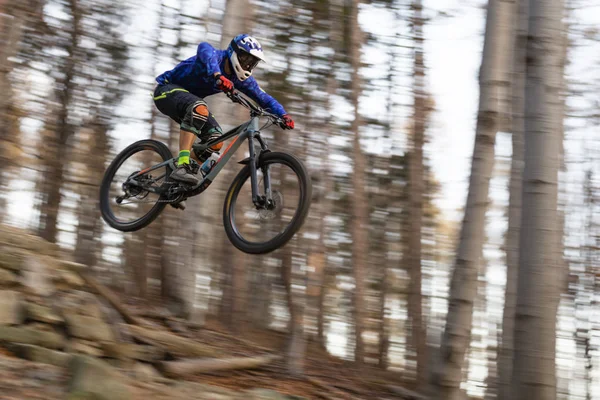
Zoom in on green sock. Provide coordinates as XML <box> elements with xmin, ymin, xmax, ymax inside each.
<box><xmin>178</xmin><ymin>150</ymin><xmax>190</xmax><ymax>166</ymax></box>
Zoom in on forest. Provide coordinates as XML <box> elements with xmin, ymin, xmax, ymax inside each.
<box><xmin>0</xmin><ymin>0</ymin><xmax>598</xmax><ymax>399</ymax></box>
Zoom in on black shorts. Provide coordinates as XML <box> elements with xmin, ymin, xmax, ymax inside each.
<box><xmin>153</xmin><ymin>83</ymin><xmax>222</xmax><ymax>137</ymax></box>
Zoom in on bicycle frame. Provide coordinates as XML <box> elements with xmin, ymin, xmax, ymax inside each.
<box><xmin>128</xmin><ymin>114</ymin><xmax>272</xmax><ymax>206</ymax></box>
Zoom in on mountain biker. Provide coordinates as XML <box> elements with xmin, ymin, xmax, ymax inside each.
<box><xmin>153</xmin><ymin>34</ymin><xmax>295</xmax><ymax>186</ymax></box>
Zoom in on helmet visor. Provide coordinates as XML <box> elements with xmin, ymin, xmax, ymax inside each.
<box><xmin>237</xmin><ymin>51</ymin><xmax>261</xmax><ymax>72</ymax></box>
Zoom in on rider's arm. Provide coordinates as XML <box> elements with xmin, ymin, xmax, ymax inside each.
<box><xmin>196</xmin><ymin>42</ymin><xmax>222</xmax><ymax>76</ymax></box>
<box><xmin>236</xmin><ymin>77</ymin><xmax>287</xmax><ymax>117</ymax></box>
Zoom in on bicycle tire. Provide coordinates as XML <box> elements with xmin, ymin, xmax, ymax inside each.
<box><xmin>99</xmin><ymin>139</ymin><xmax>173</xmax><ymax>232</ymax></box>
<box><xmin>223</xmin><ymin>151</ymin><xmax>312</xmax><ymax>254</ymax></box>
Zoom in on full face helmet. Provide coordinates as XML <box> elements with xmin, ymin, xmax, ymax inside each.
<box><xmin>227</xmin><ymin>34</ymin><xmax>266</xmax><ymax>81</ymax></box>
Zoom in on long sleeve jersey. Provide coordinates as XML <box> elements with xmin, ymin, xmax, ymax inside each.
<box><xmin>156</xmin><ymin>42</ymin><xmax>287</xmax><ymax>117</ymax></box>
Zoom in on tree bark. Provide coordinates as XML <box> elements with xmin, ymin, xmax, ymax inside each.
<box><xmin>215</xmin><ymin>0</ymin><xmax>255</xmax><ymax>331</ymax></box>
<box><xmin>280</xmin><ymin>243</ymin><xmax>307</xmax><ymax>376</ymax></box>
<box><xmin>497</xmin><ymin>1</ymin><xmax>527</xmax><ymax>399</ymax></box>
<box><xmin>430</xmin><ymin>1</ymin><xmax>516</xmax><ymax>398</ymax></box>
<box><xmin>74</xmin><ymin>124</ymin><xmax>109</xmax><ymax>268</ymax></box>
<box><xmin>348</xmin><ymin>0</ymin><xmax>367</xmax><ymax>367</ymax></box>
<box><xmin>38</xmin><ymin>0</ymin><xmax>81</xmax><ymax>243</ymax></box>
<box><xmin>159</xmin><ymin>1</ymin><xmax>197</xmax><ymax>316</ymax></box>
<box><xmin>511</xmin><ymin>0</ymin><xmax>566</xmax><ymax>398</ymax></box>
<box><xmin>408</xmin><ymin>0</ymin><xmax>427</xmax><ymax>384</ymax></box>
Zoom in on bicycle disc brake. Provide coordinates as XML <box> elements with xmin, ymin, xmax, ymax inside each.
<box><xmin>258</xmin><ymin>190</ymin><xmax>283</xmax><ymax>220</ymax></box>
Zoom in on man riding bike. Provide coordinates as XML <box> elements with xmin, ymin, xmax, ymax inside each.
<box><xmin>153</xmin><ymin>34</ymin><xmax>295</xmax><ymax>186</ymax></box>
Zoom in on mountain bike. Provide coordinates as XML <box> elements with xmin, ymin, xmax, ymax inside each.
<box><xmin>99</xmin><ymin>88</ymin><xmax>312</xmax><ymax>255</ymax></box>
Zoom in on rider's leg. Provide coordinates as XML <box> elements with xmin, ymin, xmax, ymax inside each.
<box><xmin>153</xmin><ymin>84</ymin><xmax>211</xmax><ymax>185</ymax></box>
<box><xmin>193</xmin><ymin>112</ymin><xmax>224</xmax><ymax>162</ymax></box>
<box><xmin>177</xmin><ymin>101</ymin><xmax>209</xmax><ymax>166</ymax></box>
<box><xmin>170</xmin><ymin>100</ymin><xmax>212</xmax><ymax>184</ymax></box>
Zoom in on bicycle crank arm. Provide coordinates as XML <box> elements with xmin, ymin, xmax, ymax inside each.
<box><xmin>125</xmin><ymin>180</ymin><xmax>164</xmax><ymax>195</ymax></box>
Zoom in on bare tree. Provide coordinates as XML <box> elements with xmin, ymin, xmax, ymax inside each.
<box><xmin>408</xmin><ymin>0</ymin><xmax>427</xmax><ymax>384</ymax></box>
<box><xmin>348</xmin><ymin>0</ymin><xmax>368</xmax><ymax>366</ymax></box>
<box><xmin>37</xmin><ymin>0</ymin><xmax>82</xmax><ymax>243</ymax></box>
<box><xmin>430</xmin><ymin>0</ymin><xmax>516</xmax><ymax>398</ymax></box>
<box><xmin>497</xmin><ymin>0</ymin><xmax>527</xmax><ymax>398</ymax></box>
<box><xmin>511</xmin><ymin>0</ymin><xmax>566</xmax><ymax>398</ymax></box>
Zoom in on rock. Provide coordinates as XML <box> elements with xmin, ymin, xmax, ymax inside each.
<box><xmin>0</xmin><ymin>290</ymin><xmax>23</xmax><ymax>325</ymax></box>
<box><xmin>21</xmin><ymin>254</ymin><xmax>54</xmax><ymax>296</ymax></box>
<box><xmin>0</xmin><ymin>353</ymin><xmax>66</xmax><ymax>399</ymax></box>
<box><xmin>60</xmin><ymin>291</ymin><xmax>104</xmax><ymax>319</ymax></box>
<box><xmin>25</xmin><ymin>302</ymin><xmax>63</xmax><ymax>325</ymax></box>
<box><xmin>25</xmin><ymin>322</ymin><xmax>56</xmax><ymax>331</ymax></box>
<box><xmin>244</xmin><ymin>389</ymin><xmax>308</xmax><ymax>400</ymax></box>
<box><xmin>13</xmin><ymin>344</ymin><xmax>73</xmax><ymax>367</ymax></box>
<box><xmin>69</xmin><ymin>340</ymin><xmax>104</xmax><ymax>357</ymax></box>
<box><xmin>67</xmin><ymin>355</ymin><xmax>132</xmax><ymax>400</ymax></box>
<box><xmin>0</xmin><ymin>326</ymin><xmax>65</xmax><ymax>349</ymax></box>
<box><xmin>64</xmin><ymin>314</ymin><xmax>115</xmax><ymax>342</ymax></box>
<box><xmin>0</xmin><ymin>247</ymin><xmax>25</xmax><ymax>272</ymax></box>
<box><xmin>0</xmin><ymin>226</ymin><xmax>60</xmax><ymax>257</ymax></box>
<box><xmin>54</xmin><ymin>269</ymin><xmax>85</xmax><ymax>288</ymax></box>
<box><xmin>132</xmin><ymin>362</ymin><xmax>162</xmax><ymax>382</ymax></box>
<box><xmin>102</xmin><ymin>343</ymin><xmax>165</xmax><ymax>362</ymax></box>
<box><xmin>0</xmin><ymin>268</ymin><xmax>19</xmax><ymax>287</ymax></box>
<box><xmin>173</xmin><ymin>382</ymin><xmax>237</xmax><ymax>400</ymax></box>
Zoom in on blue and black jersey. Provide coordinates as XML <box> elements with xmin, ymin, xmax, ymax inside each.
<box><xmin>156</xmin><ymin>42</ymin><xmax>287</xmax><ymax>117</ymax></box>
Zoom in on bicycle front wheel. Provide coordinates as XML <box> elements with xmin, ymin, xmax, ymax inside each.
<box><xmin>223</xmin><ymin>151</ymin><xmax>312</xmax><ymax>254</ymax></box>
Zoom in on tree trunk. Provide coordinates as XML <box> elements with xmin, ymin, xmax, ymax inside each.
<box><xmin>348</xmin><ymin>0</ymin><xmax>367</xmax><ymax>367</ymax></box>
<box><xmin>430</xmin><ymin>1</ymin><xmax>515</xmax><ymax>398</ymax></box>
<box><xmin>215</xmin><ymin>0</ymin><xmax>255</xmax><ymax>331</ymax></box>
<box><xmin>408</xmin><ymin>0</ymin><xmax>427</xmax><ymax>384</ymax></box>
<box><xmin>74</xmin><ymin>123</ymin><xmax>109</xmax><ymax>268</ymax></box>
<box><xmin>511</xmin><ymin>0</ymin><xmax>566</xmax><ymax>398</ymax></box>
<box><xmin>280</xmin><ymin>244</ymin><xmax>306</xmax><ymax>376</ymax></box>
<box><xmin>38</xmin><ymin>0</ymin><xmax>81</xmax><ymax>243</ymax></box>
<box><xmin>0</xmin><ymin>6</ymin><xmax>24</xmax><ymax>221</ymax></box>
<box><xmin>378</xmin><ymin>264</ymin><xmax>389</xmax><ymax>369</ymax></box>
<box><xmin>158</xmin><ymin>1</ymin><xmax>197</xmax><ymax>317</ymax></box>
<box><xmin>497</xmin><ymin>1</ymin><xmax>527</xmax><ymax>399</ymax></box>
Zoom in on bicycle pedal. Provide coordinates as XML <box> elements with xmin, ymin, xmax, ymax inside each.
<box><xmin>170</xmin><ymin>200</ymin><xmax>186</xmax><ymax>210</ymax></box>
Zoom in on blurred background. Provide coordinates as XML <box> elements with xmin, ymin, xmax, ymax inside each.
<box><xmin>0</xmin><ymin>0</ymin><xmax>598</xmax><ymax>398</ymax></box>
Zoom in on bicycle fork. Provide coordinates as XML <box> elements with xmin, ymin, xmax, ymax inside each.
<box><xmin>247</xmin><ymin>130</ymin><xmax>273</xmax><ymax>209</ymax></box>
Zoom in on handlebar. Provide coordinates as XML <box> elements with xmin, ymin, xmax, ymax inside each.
<box><xmin>216</xmin><ymin>78</ymin><xmax>283</xmax><ymax>126</ymax></box>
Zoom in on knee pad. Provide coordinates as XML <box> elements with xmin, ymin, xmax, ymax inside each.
<box><xmin>191</xmin><ymin>101</ymin><xmax>209</xmax><ymax>122</ymax></box>
<box><xmin>182</xmin><ymin>101</ymin><xmax>209</xmax><ymax>134</ymax></box>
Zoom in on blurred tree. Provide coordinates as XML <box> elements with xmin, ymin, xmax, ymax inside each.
<box><xmin>73</xmin><ymin>0</ymin><xmax>128</xmax><ymax>269</ymax></box>
<box><xmin>348</xmin><ymin>0</ymin><xmax>368</xmax><ymax>366</ymax></box>
<box><xmin>159</xmin><ymin>0</ymin><xmax>197</xmax><ymax>317</ymax></box>
<box><xmin>0</xmin><ymin>1</ymin><xmax>35</xmax><ymax>220</ymax></box>
<box><xmin>430</xmin><ymin>0</ymin><xmax>516</xmax><ymax>398</ymax></box>
<box><xmin>511</xmin><ymin>0</ymin><xmax>566</xmax><ymax>397</ymax></box>
<box><xmin>217</xmin><ymin>0</ymin><xmax>256</xmax><ymax>331</ymax></box>
<box><xmin>37</xmin><ymin>0</ymin><xmax>83</xmax><ymax>243</ymax></box>
<box><xmin>497</xmin><ymin>1</ymin><xmax>527</xmax><ymax>399</ymax></box>
<box><xmin>407</xmin><ymin>0</ymin><xmax>427</xmax><ymax>385</ymax></box>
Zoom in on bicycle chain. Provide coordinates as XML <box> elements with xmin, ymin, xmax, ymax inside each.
<box><xmin>118</xmin><ymin>181</ymin><xmax>188</xmax><ymax>205</ymax></box>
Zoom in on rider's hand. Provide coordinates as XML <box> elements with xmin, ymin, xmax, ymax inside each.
<box><xmin>215</xmin><ymin>74</ymin><xmax>234</xmax><ymax>93</ymax></box>
<box><xmin>280</xmin><ymin>114</ymin><xmax>294</xmax><ymax>130</ymax></box>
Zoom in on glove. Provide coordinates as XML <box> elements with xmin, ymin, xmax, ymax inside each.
<box><xmin>280</xmin><ymin>114</ymin><xmax>294</xmax><ymax>130</ymax></box>
<box><xmin>215</xmin><ymin>74</ymin><xmax>234</xmax><ymax>93</ymax></box>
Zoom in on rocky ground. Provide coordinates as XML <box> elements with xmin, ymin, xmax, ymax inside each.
<box><xmin>0</xmin><ymin>224</ymin><xmax>421</xmax><ymax>400</ymax></box>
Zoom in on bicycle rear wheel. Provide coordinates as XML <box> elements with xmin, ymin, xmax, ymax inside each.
<box><xmin>223</xmin><ymin>151</ymin><xmax>312</xmax><ymax>254</ymax></box>
<box><xmin>99</xmin><ymin>139</ymin><xmax>173</xmax><ymax>232</ymax></box>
